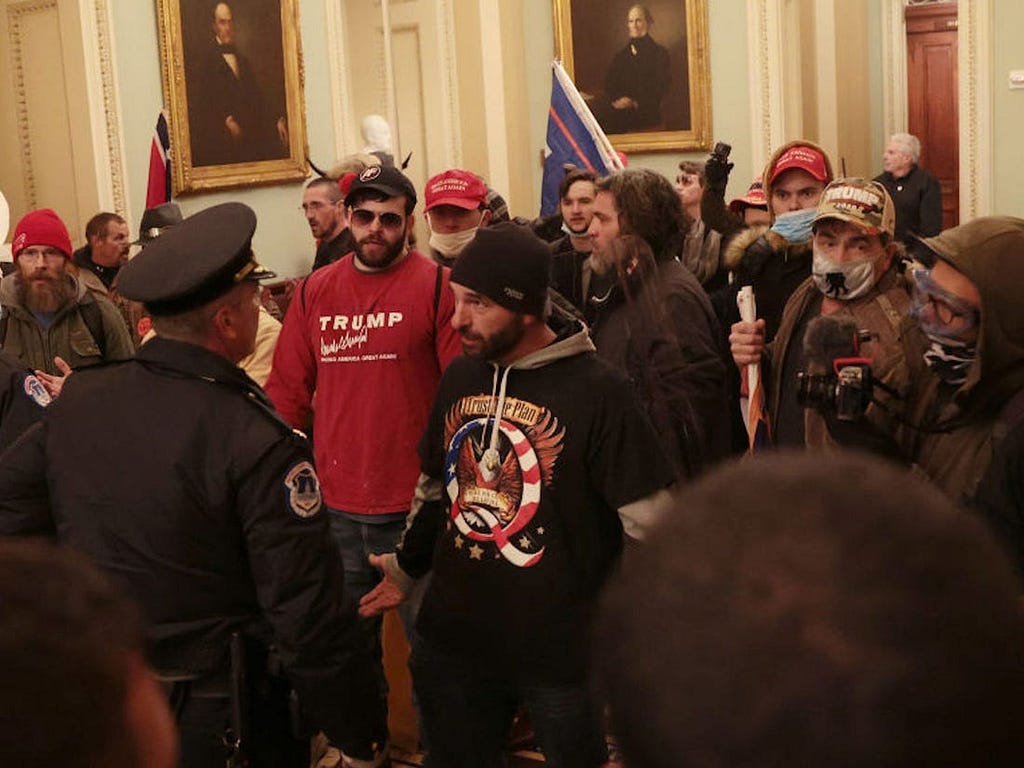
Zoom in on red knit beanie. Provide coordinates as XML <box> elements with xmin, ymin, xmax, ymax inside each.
<box><xmin>11</xmin><ymin>208</ymin><xmax>72</xmax><ymax>261</ymax></box>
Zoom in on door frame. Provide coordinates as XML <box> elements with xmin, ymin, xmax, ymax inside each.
<box><xmin>881</xmin><ymin>0</ymin><xmax>991</xmax><ymax>220</ymax></box>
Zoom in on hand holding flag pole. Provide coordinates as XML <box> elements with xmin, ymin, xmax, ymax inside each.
<box><xmin>737</xmin><ymin>286</ymin><xmax>770</xmax><ymax>451</ymax></box>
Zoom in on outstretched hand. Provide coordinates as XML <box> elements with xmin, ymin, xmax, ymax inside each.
<box><xmin>358</xmin><ymin>553</ymin><xmax>409</xmax><ymax>617</ymax></box>
<box><xmin>34</xmin><ymin>356</ymin><xmax>73</xmax><ymax>399</ymax></box>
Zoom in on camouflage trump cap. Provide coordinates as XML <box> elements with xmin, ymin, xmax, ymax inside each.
<box><xmin>813</xmin><ymin>178</ymin><xmax>895</xmax><ymax>238</ymax></box>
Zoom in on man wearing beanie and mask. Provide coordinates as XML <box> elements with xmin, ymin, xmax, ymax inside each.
<box><xmin>359</xmin><ymin>222</ymin><xmax>676</xmax><ymax>768</ymax></box>
<box><xmin>266</xmin><ymin>165</ymin><xmax>461</xmax><ymax>768</ymax></box>
<box><xmin>730</xmin><ymin>178</ymin><xmax>928</xmax><ymax>450</ymax></box>
<box><xmin>423</xmin><ymin>168</ymin><xmax>491</xmax><ymax>267</ymax></box>
<box><xmin>1</xmin><ymin>208</ymin><xmax>133</xmax><ymax>375</ymax></box>
<box><xmin>0</xmin><ymin>202</ymin><xmax>379</xmax><ymax>768</ymax></box>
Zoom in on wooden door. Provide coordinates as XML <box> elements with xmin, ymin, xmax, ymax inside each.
<box><xmin>905</xmin><ymin>2</ymin><xmax>958</xmax><ymax>230</ymax></box>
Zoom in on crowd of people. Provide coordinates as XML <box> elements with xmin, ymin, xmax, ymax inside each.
<box><xmin>1</xmin><ymin>130</ymin><xmax>1023</xmax><ymax>768</ymax></box>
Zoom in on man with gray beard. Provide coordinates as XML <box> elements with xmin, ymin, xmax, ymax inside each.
<box><xmin>0</xmin><ymin>209</ymin><xmax>133</xmax><ymax>375</ymax></box>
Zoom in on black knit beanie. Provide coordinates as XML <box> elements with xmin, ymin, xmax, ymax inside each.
<box><xmin>450</xmin><ymin>222</ymin><xmax>551</xmax><ymax>316</ymax></box>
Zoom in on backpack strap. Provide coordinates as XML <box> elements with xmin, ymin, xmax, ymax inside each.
<box><xmin>78</xmin><ymin>300</ymin><xmax>107</xmax><ymax>358</ymax></box>
<box><xmin>874</xmin><ymin>292</ymin><xmax>903</xmax><ymax>335</ymax></box>
<box><xmin>433</xmin><ymin>263</ymin><xmax>443</xmax><ymax>318</ymax></box>
<box><xmin>0</xmin><ymin>311</ymin><xmax>7</xmax><ymax>348</ymax></box>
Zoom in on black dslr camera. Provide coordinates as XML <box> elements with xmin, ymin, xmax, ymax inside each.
<box><xmin>797</xmin><ymin>320</ymin><xmax>876</xmax><ymax>421</ymax></box>
<box><xmin>797</xmin><ymin>358</ymin><xmax>874</xmax><ymax>421</ymax></box>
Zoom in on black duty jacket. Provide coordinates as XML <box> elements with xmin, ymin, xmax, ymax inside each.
<box><xmin>0</xmin><ymin>350</ymin><xmax>47</xmax><ymax>450</ymax></box>
<box><xmin>0</xmin><ymin>337</ymin><xmax>378</xmax><ymax>746</ymax></box>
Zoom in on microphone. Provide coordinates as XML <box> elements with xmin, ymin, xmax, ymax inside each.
<box><xmin>802</xmin><ymin>315</ymin><xmax>862</xmax><ymax>373</ymax></box>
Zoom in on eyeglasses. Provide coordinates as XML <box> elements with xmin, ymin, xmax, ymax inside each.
<box><xmin>910</xmin><ymin>268</ymin><xmax>980</xmax><ymax>328</ymax></box>
<box><xmin>301</xmin><ymin>201</ymin><xmax>335</xmax><ymax>213</ymax></box>
<box><xmin>17</xmin><ymin>247</ymin><xmax>65</xmax><ymax>263</ymax></box>
<box><xmin>350</xmin><ymin>208</ymin><xmax>405</xmax><ymax>230</ymax></box>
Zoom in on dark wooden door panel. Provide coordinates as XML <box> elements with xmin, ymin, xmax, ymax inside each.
<box><xmin>906</xmin><ymin>3</ymin><xmax>958</xmax><ymax>229</ymax></box>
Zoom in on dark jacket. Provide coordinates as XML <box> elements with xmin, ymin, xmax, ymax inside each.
<box><xmin>874</xmin><ymin>164</ymin><xmax>943</xmax><ymax>243</ymax></box>
<box><xmin>0</xmin><ymin>337</ymin><xmax>379</xmax><ymax>746</ymax></box>
<box><xmin>0</xmin><ymin>351</ymin><xmax>47</xmax><ymax>449</ymax></box>
<box><xmin>590</xmin><ymin>255</ymin><xmax>730</xmax><ymax>478</ymax></box>
<box><xmin>311</xmin><ymin>229</ymin><xmax>355</xmax><ymax>273</ymax></box>
<box><xmin>906</xmin><ymin>218</ymin><xmax>1024</xmax><ymax>503</ymax></box>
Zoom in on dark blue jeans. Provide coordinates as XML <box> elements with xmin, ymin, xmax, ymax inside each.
<box><xmin>409</xmin><ymin>639</ymin><xmax>607</xmax><ymax>768</ymax></box>
<box><xmin>326</xmin><ymin>509</ymin><xmax>408</xmax><ymax>759</ymax></box>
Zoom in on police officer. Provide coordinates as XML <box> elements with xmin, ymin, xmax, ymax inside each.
<box><xmin>0</xmin><ymin>349</ymin><xmax>49</xmax><ymax>448</ymax></box>
<box><xmin>0</xmin><ymin>203</ymin><xmax>382</xmax><ymax>767</ymax></box>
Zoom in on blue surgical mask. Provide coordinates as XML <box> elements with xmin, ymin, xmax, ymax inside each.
<box><xmin>770</xmin><ymin>207</ymin><xmax>817</xmax><ymax>244</ymax></box>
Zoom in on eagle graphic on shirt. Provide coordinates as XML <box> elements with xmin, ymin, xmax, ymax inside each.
<box><xmin>443</xmin><ymin>395</ymin><xmax>564</xmax><ymax>567</ymax></box>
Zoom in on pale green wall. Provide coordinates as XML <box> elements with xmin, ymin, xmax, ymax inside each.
<box><xmin>992</xmin><ymin>0</ymin><xmax>1024</xmax><ymax>215</ymax></box>
<box><xmin>521</xmin><ymin>0</ymin><xmax>754</xmax><ymax>215</ymax></box>
<box><xmin>111</xmin><ymin>1</ymin><xmax>338</xmax><ymax>278</ymax></box>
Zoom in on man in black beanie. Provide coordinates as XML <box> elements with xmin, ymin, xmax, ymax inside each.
<box><xmin>359</xmin><ymin>221</ymin><xmax>676</xmax><ymax>767</ymax></box>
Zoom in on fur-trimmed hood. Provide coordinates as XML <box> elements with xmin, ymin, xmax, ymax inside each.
<box><xmin>722</xmin><ymin>225</ymin><xmax>769</xmax><ymax>272</ymax></box>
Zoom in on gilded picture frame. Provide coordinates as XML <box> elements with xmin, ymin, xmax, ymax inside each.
<box><xmin>553</xmin><ymin>0</ymin><xmax>712</xmax><ymax>152</ymax></box>
<box><xmin>155</xmin><ymin>0</ymin><xmax>308</xmax><ymax>194</ymax></box>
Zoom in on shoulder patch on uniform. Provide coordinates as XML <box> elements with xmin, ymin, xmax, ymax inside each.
<box><xmin>23</xmin><ymin>374</ymin><xmax>52</xmax><ymax>407</ymax></box>
<box><xmin>284</xmin><ymin>460</ymin><xmax>322</xmax><ymax>518</ymax></box>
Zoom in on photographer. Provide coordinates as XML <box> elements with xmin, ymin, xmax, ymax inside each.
<box><xmin>730</xmin><ymin>178</ymin><xmax>927</xmax><ymax>450</ymax></box>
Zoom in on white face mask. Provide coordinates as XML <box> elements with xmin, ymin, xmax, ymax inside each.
<box><xmin>429</xmin><ymin>227</ymin><xmax>479</xmax><ymax>258</ymax></box>
<box><xmin>812</xmin><ymin>250</ymin><xmax>878</xmax><ymax>301</ymax></box>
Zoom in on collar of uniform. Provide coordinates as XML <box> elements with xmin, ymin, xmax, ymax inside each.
<box><xmin>135</xmin><ymin>337</ymin><xmax>265</xmax><ymax>399</ymax></box>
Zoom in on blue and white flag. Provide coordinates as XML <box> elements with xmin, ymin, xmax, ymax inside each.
<box><xmin>540</xmin><ymin>61</ymin><xmax>621</xmax><ymax>216</ymax></box>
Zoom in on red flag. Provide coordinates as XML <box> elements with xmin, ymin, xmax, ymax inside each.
<box><xmin>745</xmin><ymin>367</ymin><xmax>771</xmax><ymax>452</ymax></box>
<box><xmin>145</xmin><ymin>112</ymin><xmax>171</xmax><ymax>207</ymax></box>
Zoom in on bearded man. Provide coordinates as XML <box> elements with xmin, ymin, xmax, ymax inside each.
<box><xmin>0</xmin><ymin>208</ymin><xmax>133</xmax><ymax>375</ymax></box>
<box><xmin>265</xmin><ymin>165</ymin><xmax>461</xmax><ymax>768</ymax></box>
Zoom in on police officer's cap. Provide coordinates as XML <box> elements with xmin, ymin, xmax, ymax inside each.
<box><xmin>117</xmin><ymin>202</ymin><xmax>276</xmax><ymax>316</ymax></box>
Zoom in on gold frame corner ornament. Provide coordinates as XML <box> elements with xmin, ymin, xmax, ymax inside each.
<box><xmin>552</xmin><ymin>0</ymin><xmax>712</xmax><ymax>153</ymax></box>
<box><xmin>155</xmin><ymin>0</ymin><xmax>309</xmax><ymax>195</ymax></box>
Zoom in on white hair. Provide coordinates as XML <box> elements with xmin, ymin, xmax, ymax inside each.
<box><xmin>889</xmin><ymin>133</ymin><xmax>921</xmax><ymax>164</ymax></box>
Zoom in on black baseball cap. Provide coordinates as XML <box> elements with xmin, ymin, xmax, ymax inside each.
<box><xmin>344</xmin><ymin>165</ymin><xmax>417</xmax><ymax>208</ymax></box>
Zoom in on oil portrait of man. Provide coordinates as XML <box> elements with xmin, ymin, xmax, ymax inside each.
<box><xmin>182</xmin><ymin>0</ymin><xmax>290</xmax><ymax>167</ymax></box>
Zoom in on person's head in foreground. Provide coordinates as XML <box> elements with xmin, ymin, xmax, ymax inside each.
<box><xmin>595</xmin><ymin>451</ymin><xmax>1024</xmax><ymax>768</ymax></box>
<box><xmin>0</xmin><ymin>540</ymin><xmax>178</xmax><ymax>767</ymax></box>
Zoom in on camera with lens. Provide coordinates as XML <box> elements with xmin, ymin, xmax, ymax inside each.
<box><xmin>797</xmin><ymin>359</ymin><xmax>874</xmax><ymax>421</ymax></box>
<box><xmin>797</xmin><ymin>322</ymin><xmax>877</xmax><ymax>421</ymax></box>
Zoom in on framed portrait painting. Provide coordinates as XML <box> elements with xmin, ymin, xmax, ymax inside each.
<box><xmin>553</xmin><ymin>0</ymin><xmax>712</xmax><ymax>152</ymax></box>
<box><xmin>156</xmin><ymin>0</ymin><xmax>308</xmax><ymax>193</ymax></box>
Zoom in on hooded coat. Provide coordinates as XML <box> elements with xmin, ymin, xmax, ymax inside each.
<box><xmin>906</xmin><ymin>217</ymin><xmax>1024</xmax><ymax>503</ymax></box>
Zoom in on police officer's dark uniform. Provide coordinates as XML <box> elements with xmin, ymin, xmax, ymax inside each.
<box><xmin>0</xmin><ymin>350</ymin><xmax>48</xmax><ymax>449</ymax></box>
<box><xmin>0</xmin><ymin>203</ymin><xmax>383</xmax><ymax>766</ymax></box>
